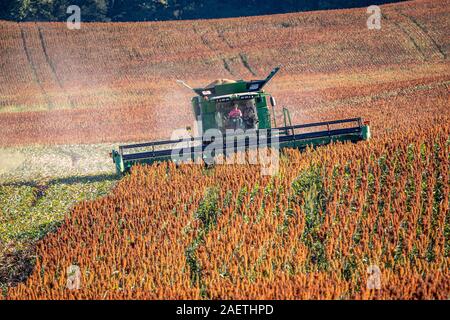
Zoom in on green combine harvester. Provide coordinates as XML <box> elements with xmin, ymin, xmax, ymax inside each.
<box><xmin>111</xmin><ymin>67</ymin><xmax>370</xmax><ymax>174</ymax></box>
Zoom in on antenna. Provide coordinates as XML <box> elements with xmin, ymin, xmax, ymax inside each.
<box><xmin>176</xmin><ymin>80</ymin><xmax>193</xmax><ymax>90</ymax></box>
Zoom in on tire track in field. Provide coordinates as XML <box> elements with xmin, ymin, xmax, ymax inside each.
<box><xmin>215</xmin><ymin>26</ymin><xmax>234</xmax><ymax>50</ymax></box>
<box><xmin>384</xmin><ymin>10</ymin><xmax>445</xmax><ymax>61</ymax></box>
<box><xmin>19</xmin><ymin>24</ymin><xmax>53</xmax><ymax>109</ymax></box>
<box><xmin>399</xmin><ymin>12</ymin><xmax>446</xmax><ymax>59</ymax></box>
<box><xmin>316</xmin><ymin>79</ymin><xmax>450</xmax><ymax>112</ymax></box>
<box><xmin>37</xmin><ymin>26</ymin><xmax>75</xmax><ymax>108</ymax></box>
<box><xmin>383</xmin><ymin>13</ymin><xmax>426</xmax><ymax>61</ymax></box>
<box><xmin>192</xmin><ymin>24</ymin><xmax>215</xmax><ymax>52</ymax></box>
<box><xmin>239</xmin><ymin>52</ymin><xmax>257</xmax><ymax>77</ymax></box>
<box><xmin>215</xmin><ymin>24</ymin><xmax>258</xmax><ymax>78</ymax></box>
<box><xmin>214</xmin><ymin>25</ymin><xmax>258</xmax><ymax>77</ymax></box>
<box><xmin>193</xmin><ymin>24</ymin><xmax>235</xmax><ymax>76</ymax></box>
<box><xmin>222</xmin><ymin>58</ymin><xmax>235</xmax><ymax>76</ymax></box>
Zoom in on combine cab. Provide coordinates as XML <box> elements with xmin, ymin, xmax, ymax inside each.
<box><xmin>112</xmin><ymin>67</ymin><xmax>370</xmax><ymax>174</ymax></box>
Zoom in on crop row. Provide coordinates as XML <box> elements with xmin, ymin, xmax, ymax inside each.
<box><xmin>7</xmin><ymin>121</ymin><xmax>449</xmax><ymax>299</ymax></box>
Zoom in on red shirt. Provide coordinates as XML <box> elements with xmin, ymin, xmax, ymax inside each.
<box><xmin>228</xmin><ymin>109</ymin><xmax>242</xmax><ymax>118</ymax></box>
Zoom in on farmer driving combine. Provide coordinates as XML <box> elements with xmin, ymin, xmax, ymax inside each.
<box><xmin>228</xmin><ymin>103</ymin><xmax>243</xmax><ymax>130</ymax></box>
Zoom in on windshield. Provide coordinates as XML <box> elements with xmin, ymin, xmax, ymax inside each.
<box><xmin>215</xmin><ymin>99</ymin><xmax>258</xmax><ymax>131</ymax></box>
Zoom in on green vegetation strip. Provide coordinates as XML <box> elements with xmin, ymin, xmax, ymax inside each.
<box><xmin>0</xmin><ymin>174</ymin><xmax>118</xmax><ymax>294</ymax></box>
<box><xmin>185</xmin><ymin>186</ymin><xmax>221</xmax><ymax>299</ymax></box>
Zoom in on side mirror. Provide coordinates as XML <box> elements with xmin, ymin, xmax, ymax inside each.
<box><xmin>270</xmin><ymin>96</ymin><xmax>277</xmax><ymax>107</ymax></box>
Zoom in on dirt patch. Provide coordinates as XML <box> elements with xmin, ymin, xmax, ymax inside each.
<box><xmin>30</xmin><ymin>183</ymin><xmax>50</xmax><ymax>207</ymax></box>
<box><xmin>0</xmin><ymin>151</ymin><xmax>25</xmax><ymax>176</ymax></box>
<box><xmin>0</xmin><ymin>241</ymin><xmax>36</xmax><ymax>292</ymax></box>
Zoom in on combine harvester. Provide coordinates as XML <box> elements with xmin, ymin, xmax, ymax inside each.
<box><xmin>111</xmin><ymin>67</ymin><xmax>370</xmax><ymax>174</ymax></box>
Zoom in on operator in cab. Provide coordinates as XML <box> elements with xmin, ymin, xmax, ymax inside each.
<box><xmin>228</xmin><ymin>103</ymin><xmax>243</xmax><ymax>130</ymax></box>
<box><xmin>243</xmin><ymin>105</ymin><xmax>257</xmax><ymax>129</ymax></box>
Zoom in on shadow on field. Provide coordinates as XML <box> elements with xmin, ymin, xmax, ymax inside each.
<box><xmin>0</xmin><ymin>241</ymin><xmax>36</xmax><ymax>293</ymax></box>
<box><xmin>0</xmin><ymin>173</ymin><xmax>119</xmax><ymax>188</ymax></box>
<box><xmin>0</xmin><ymin>172</ymin><xmax>120</xmax><ymax>296</ymax></box>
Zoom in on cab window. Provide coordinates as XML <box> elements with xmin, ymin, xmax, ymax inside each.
<box><xmin>215</xmin><ymin>99</ymin><xmax>258</xmax><ymax>131</ymax></box>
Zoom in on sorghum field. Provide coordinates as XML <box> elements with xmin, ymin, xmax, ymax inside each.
<box><xmin>0</xmin><ymin>0</ymin><xmax>448</xmax><ymax>146</ymax></box>
<box><xmin>7</xmin><ymin>121</ymin><xmax>449</xmax><ymax>299</ymax></box>
<box><xmin>1</xmin><ymin>0</ymin><xmax>449</xmax><ymax>299</ymax></box>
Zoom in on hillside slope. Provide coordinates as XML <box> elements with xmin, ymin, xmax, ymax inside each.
<box><xmin>0</xmin><ymin>0</ymin><xmax>448</xmax><ymax>146</ymax></box>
